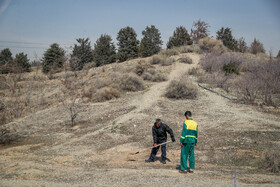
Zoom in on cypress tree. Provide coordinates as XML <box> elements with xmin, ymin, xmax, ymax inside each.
<box><xmin>93</xmin><ymin>34</ymin><xmax>116</xmax><ymax>66</ymax></box>
<box><xmin>42</xmin><ymin>43</ymin><xmax>65</xmax><ymax>74</ymax></box>
<box><xmin>14</xmin><ymin>52</ymin><xmax>31</xmax><ymax>72</ymax></box>
<box><xmin>167</xmin><ymin>26</ymin><xmax>192</xmax><ymax>49</ymax></box>
<box><xmin>117</xmin><ymin>26</ymin><xmax>139</xmax><ymax>62</ymax></box>
<box><xmin>71</xmin><ymin>38</ymin><xmax>94</xmax><ymax>70</ymax></box>
<box><xmin>140</xmin><ymin>25</ymin><xmax>163</xmax><ymax>57</ymax></box>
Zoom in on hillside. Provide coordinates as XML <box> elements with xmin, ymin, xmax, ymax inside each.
<box><xmin>0</xmin><ymin>52</ymin><xmax>280</xmax><ymax>186</ymax></box>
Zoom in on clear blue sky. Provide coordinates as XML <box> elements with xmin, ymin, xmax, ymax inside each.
<box><xmin>0</xmin><ymin>0</ymin><xmax>279</xmax><ymax>61</ymax></box>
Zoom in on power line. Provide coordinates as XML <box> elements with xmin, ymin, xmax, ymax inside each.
<box><xmin>0</xmin><ymin>45</ymin><xmax>48</xmax><ymax>49</ymax></box>
<box><xmin>0</xmin><ymin>40</ymin><xmax>72</xmax><ymax>47</ymax></box>
<box><xmin>0</xmin><ymin>40</ymin><xmax>50</xmax><ymax>46</ymax></box>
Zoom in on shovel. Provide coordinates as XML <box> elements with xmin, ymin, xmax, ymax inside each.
<box><xmin>130</xmin><ymin>141</ymin><xmax>173</xmax><ymax>155</ymax></box>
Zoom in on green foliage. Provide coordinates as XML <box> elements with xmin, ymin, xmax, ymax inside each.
<box><xmin>0</xmin><ymin>48</ymin><xmax>13</xmax><ymax>74</ymax></box>
<box><xmin>190</xmin><ymin>19</ymin><xmax>210</xmax><ymax>44</ymax></box>
<box><xmin>249</xmin><ymin>38</ymin><xmax>266</xmax><ymax>54</ymax></box>
<box><xmin>14</xmin><ymin>52</ymin><xmax>31</xmax><ymax>72</ymax></box>
<box><xmin>71</xmin><ymin>38</ymin><xmax>94</xmax><ymax>70</ymax></box>
<box><xmin>216</xmin><ymin>27</ymin><xmax>238</xmax><ymax>51</ymax></box>
<box><xmin>117</xmin><ymin>26</ymin><xmax>139</xmax><ymax>62</ymax></box>
<box><xmin>42</xmin><ymin>43</ymin><xmax>65</xmax><ymax>74</ymax></box>
<box><xmin>140</xmin><ymin>25</ymin><xmax>163</xmax><ymax>57</ymax></box>
<box><xmin>167</xmin><ymin>26</ymin><xmax>192</xmax><ymax>49</ymax></box>
<box><xmin>276</xmin><ymin>50</ymin><xmax>280</xmax><ymax>59</ymax></box>
<box><xmin>93</xmin><ymin>34</ymin><xmax>116</xmax><ymax>66</ymax></box>
<box><xmin>0</xmin><ymin>48</ymin><xmax>13</xmax><ymax>66</ymax></box>
<box><xmin>223</xmin><ymin>64</ymin><xmax>240</xmax><ymax>75</ymax></box>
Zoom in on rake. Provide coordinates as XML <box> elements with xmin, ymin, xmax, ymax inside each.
<box><xmin>130</xmin><ymin>141</ymin><xmax>173</xmax><ymax>155</ymax></box>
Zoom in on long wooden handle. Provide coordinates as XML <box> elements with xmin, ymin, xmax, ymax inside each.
<box><xmin>130</xmin><ymin>141</ymin><xmax>173</xmax><ymax>155</ymax></box>
<box><xmin>147</xmin><ymin>141</ymin><xmax>172</xmax><ymax>149</ymax></box>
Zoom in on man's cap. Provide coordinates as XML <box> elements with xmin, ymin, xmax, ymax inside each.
<box><xmin>155</xmin><ymin>118</ymin><xmax>161</xmax><ymax>123</ymax></box>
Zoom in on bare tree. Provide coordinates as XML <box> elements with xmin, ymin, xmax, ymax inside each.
<box><xmin>191</xmin><ymin>19</ymin><xmax>210</xmax><ymax>44</ymax></box>
<box><xmin>59</xmin><ymin>58</ymin><xmax>83</xmax><ymax>126</ymax></box>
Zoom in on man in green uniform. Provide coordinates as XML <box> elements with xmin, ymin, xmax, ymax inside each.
<box><xmin>179</xmin><ymin>111</ymin><xmax>198</xmax><ymax>173</ymax></box>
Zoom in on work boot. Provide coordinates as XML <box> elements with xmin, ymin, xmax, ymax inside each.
<box><xmin>179</xmin><ymin>170</ymin><xmax>188</xmax><ymax>174</ymax></box>
<box><xmin>160</xmin><ymin>159</ymin><xmax>166</xmax><ymax>164</ymax></box>
<box><xmin>145</xmin><ymin>158</ymin><xmax>154</xmax><ymax>163</ymax></box>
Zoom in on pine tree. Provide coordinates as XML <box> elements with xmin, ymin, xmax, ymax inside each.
<box><xmin>167</xmin><ymin>26</ymin><xmax>192</xmax><ymax>49</ymax></box>
<box><xmin>0</xmin><ymin>48</ymin><xmax>13</xmax><ymax>74</ymax></box>
<box><xmin>191</xmin><ymin>19</ymin><xmax>210</xmax><ymax>44</ymax></box>
<box><xmin>276</xmin><ymin>50</ymin><xmax>280</xmax><ymax>59</ymax></box>
<box><xmin>42</xmin><ymin>43</ymin><xmax>65</xmax><ymax>74</ymax></box>
<box><xmin>216</xmin><ymin>27</ymin><xmax>238</xmax><ymax>51</ymax></box>
<box><xmin>117</xmin><ymin>26</ymin><xmax>139</xmax><ymax>62</ymax></box>
<box><xmin>0</xmin><ymin>48</ymin><xmax>13</xmax><ymax>66</ymax></box>
<box><xmin>93</xmin><ymin>34</ymin><xmax>116</xmax><ymax>66</ymax></box>
<box><xmin>14</xmin><ymin>52</ymin><xmax>31</xmax><ymax>72</ymax></box>
<box><xmin>249</xmin><ymin>38</ymin><xmax>266</xmax><ymax>54</ymax></box>
<box><xmin>140</xmin><ymin>25</ymin><xmax>163</xmax><ymax>57</ymax></box>
<box><xmin>71</xmin><ymin>38</ymin><xmax>94</xmax><ymax>70</ymax></box>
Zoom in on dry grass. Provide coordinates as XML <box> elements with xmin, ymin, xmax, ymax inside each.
<box><xmin>149</xmin><ymin>55</ymin><xmax>175</xmax><ymax>66</ymax></box>
<box><xmin>92</xmin><ymin>87</ymin><xmax>120</xmax><ymax>102</ymax></box>
<box><xmin>165</xmin><ymin>80</ymin><xmax>198</xmax><ymax>99</ymax></box>
<box><xmin>197</xmin><ymin>37</ymin><xmax>228</xmax><ymax>54</ymax></box>
<box><xmin>178</xmin><ymin>55</ymin><xmax>193</xmax><ymax>64</ymax></box>
<box><xmin>119</xmin><ymin>74</ymin><xmax>145</xmax><ymax>92</ymax></box>
<box><xmin>159</xmin><ymin>48</ymin><xmax>179</xmax><ymax>57</ymax></box>
<box><xmin>135</xmin><ymin>60</ymin><xmax>153</xmax><ymax>75</ymax></box>
<box><xmin>261</xmin><ymin>151</ymin><xmax>280</xmax><ymax>173</ymax></box>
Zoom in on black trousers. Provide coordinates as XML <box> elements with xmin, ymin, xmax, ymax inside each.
<box><xmin>149</xmin><ymin>142</ymin><xmax>166</xmax><ymax>160</ymax></box>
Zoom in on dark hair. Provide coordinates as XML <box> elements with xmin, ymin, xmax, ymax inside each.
<box><xmin>184</xmin><ymin>111</ymin><xmax>192</xmax><ymax>117</ymax></box>
<box><xmin>155</xmin><ymin>118</ymin><xmax>161</xmax><ymax>123</ymax></box>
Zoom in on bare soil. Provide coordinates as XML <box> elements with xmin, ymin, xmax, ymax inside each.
<box><xmin>0</xmin><ymin>53</ymin><xmax>279</xmax><ymax>186</ymax></box>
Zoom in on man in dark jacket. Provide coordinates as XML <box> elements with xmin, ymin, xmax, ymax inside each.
<box><xmin>145</xmin><ymin>119</ymin><xmax>175</xmax><ymax>164</ymax></box>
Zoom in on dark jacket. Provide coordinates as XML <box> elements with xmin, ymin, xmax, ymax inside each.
<box><xmin>152</xmin><ymin>123</ymin><xmax>175</xmax><ymax>144</ymax></box>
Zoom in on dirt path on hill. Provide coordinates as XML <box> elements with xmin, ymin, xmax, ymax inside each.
<box><xmin>1</xmin><ymin>53</ymin><xmax>279</xmax><ymax>187</ymax></box>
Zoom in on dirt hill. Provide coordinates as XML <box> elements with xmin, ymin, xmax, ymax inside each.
<box><xmin>0</xmin><ymin>53</ymin><xmax>279</xmax><ymax>186</ymax></box>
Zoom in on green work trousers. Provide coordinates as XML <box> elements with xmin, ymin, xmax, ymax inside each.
<box><xmin>180</xmin><ymin>143</ymin><xmax>195</xmax><ymax>170</ymax></box>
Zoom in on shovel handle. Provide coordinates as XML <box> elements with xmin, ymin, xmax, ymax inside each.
<box><xmin>130</xmin><ymin>141</ymin><xmax>173</xmax><ymax>155</ymax></box>
<box><xmin>148</xmin><ymin>141</ymin><xmax>172</xmax><ymax>149</ymax></box>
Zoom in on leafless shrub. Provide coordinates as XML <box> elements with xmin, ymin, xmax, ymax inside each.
<box><xmin>151</xmin><ymin>73</ymin><xmax>168</xmax><ymax>82</ymax></box>
<box><xmin>165</xmin><ymin>80</ymin><xmax>198</xmax><ymax>99</ymax></box>
<box><xmin>60</xmin><ymin>93</ymin><xmax>81</xmax><ymax>126</ymax></box>
<box><xmin>200</xmin><ymin>52</ymin><xmax>245</xmax><ymax>74</ymax></box>
<box><xmin>92</xmin><ymin>87</ymin><xmax>120</xmax><ymax>102</ymax></box>
<box><xmin>142</xmin><ymin>68</ymin><xmax>168</xmax><ymax>82</ymax></box>
<box><xmin>119</xmin><ymin>74</ymin><xmax>144</xmax><ymax>92</ymax></box>
<box><xmin>177</xmin><ymin>45</ymin><xmax>198</xmax><ymax>53</ymax></box>
<box><xmin>233</xmin><ymin>73</ymin><xmax>260</xmax><ymax>103</ymax></box>
<box><xmin>150</xmin><ymin>55</ymin><xmax>164</xmax><ymax>65</ymax></box>
<box><xmin>142</xmin><ymin>72</ymin><xmax>153</xmax><ymax>81</ymax></box>
<box><xmin>162</xmin><ymin>57</ymin><xmax>175</xmax><ymax>66</ymax></box>
<box><xmin>188</xmin><ymin>67</ymin><xmax>204</xmax><ymax>76</ymax></box>
<box><xmin>142</xmin><ymin>68</ymin><xmax>156</xmax><ymax>81</ymax></box>
<box><xmin>261</xmin><ymin>151</ymin><xmax>280</xmax><ymax>173</ymax></box>
<box><xmin>197</xmin><ymin>37</ymin><xmax>228</xmax><ymax>54</ymax></box>
<box><xmin>135</xmin><ymin>60</ymin><xmax>152</xmax><ymax>75</ymax></box>
<box><xmin>149</xmin><ymin>55</ymin><xmax>174</xmax><ymax>66</ymax></box>
<box><xmin>159</xmin><ymin>48</ymin><xmax>179</xmax><ymax>57</ymax></box>
<box><xmin>178</xmin><ymin>56</ymin><xmax>193</xmax><ymax>64</ymax></box>
<box><xmin>60</xmin><ymin>70</ymin><xmax>82</xmax><ymax>126</ymax></box>
<box><xmin>246</xmin><ymin>59</ymin><xmax>280</xmax><ymax>105</ymax></box>
<box><xmin>210</xmin><ymin>72</ymin><xmax>231</xmax><ymax>89</ymax></box>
